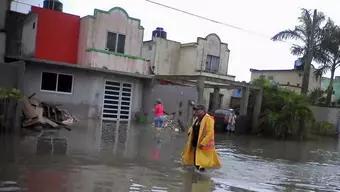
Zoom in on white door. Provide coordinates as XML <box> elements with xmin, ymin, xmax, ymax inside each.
<box><xmin>102</xmin><ymin>81</ymin><xmax>132</xmax><ymax>121</ymax></box>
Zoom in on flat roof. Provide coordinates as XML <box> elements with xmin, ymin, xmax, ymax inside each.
<box><xmin>6</xmin><ymin>56</ymin><xmax>153</xmax><ymax>79</ymax></box>
<box><xmin>250</xmin><ymin>68</ymin><xmax>298</xmax><ymax>72</ymax></box>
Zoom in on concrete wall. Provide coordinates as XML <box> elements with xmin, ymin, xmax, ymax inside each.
<box><xmin>322</xmin><ymin>77</ymin><xmax>340</xmax><ymax>101</ymax></box>
<box><xmin>142</xmin><ymin>82</ymin><xmax>197</xmax><ymax>127</ymax></box>
<box><xmin>177</xmin><ymin>45</ymin><xmax>198</xmax><ymax>75</ymax></box>
<box><xmin>77</xmin><ymin>7</ymin><xmax>148</xmax><ymax>74</ymax></box>
<box><xmin>21</xmin><ymin>14</ymin><xmax>37</xmax><ymax>57</ymax></box>
<box><xmin>142</xmin><ymin>38</ymin><xmax>181</xmax><ymax>75</ymax></box>
<box><xmin>0</xmin><ymin>61</ymin><xmax>25</xmax><ymax>133</ymax></box>
<box><xmin>0</xmin><ymin>0</ymin><xmax>9</xmax><ymax>62</ymax></box>
<box><xmin>31</xmin><ymin>6</ymin><xmax>80</xmax><ymax>64</ymax></box>
<box><xmin>88</xmin><ymin>51</ymin><xmax>149</xmax><ymax>75</ymax></box>
<box><xmin>202</xmin><ymin>88</ymin><xmax>234</xmax><ymax>109</ymax></box>
<box><xmin>143</xmin><ymin>34</ymin><xmax>232</xmax><ymax>78</ymax></box>
<box><xmin>196</xmin><ymin>34</ymin><xmax>230</xmax><ymax>75</ymax></box>
<box><xmin>23</xmin><ymin>62</ymin><xmax>144</xmax><ymax>120</ymax></box>
<box><xmin>5</xmin><ymin>11</ymin><xmax>26</xmax><ymax>57</ymax></box>
<box><xmin>0</xmin><ymin>0</ymin><xmax>9</xmax><ymax>30</ymax></box>
<box><xmin>310</xmin><ymin>106</ymin><xmax>340</xmax><ymax>126</ymax></box>
<box><xmin>77</xmin><ymin>17</ymin><xmax>93</xmax><ymax>66</ymax></box>
<box><xmin>251</xmin><ymin>68</ymin><xmax>321</xmax><ymax>93</ymax></box>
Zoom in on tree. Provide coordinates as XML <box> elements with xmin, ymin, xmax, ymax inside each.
<box><xmin>315</xmin><ymin>19</ymin><xmax>340</xmax><ymax>106</ymax></box>
<box><xmin>272</xmin><ymin>9</ymin><xmax>325</xmax><ymax>95</ymax></box>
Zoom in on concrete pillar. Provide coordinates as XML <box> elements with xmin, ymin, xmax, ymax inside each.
<box><xmin>196</xmin><ymin>76</ymin><xmax>205</xmax><ymax>104</ymax></box>
<box><xmin>252</xmin><ymin>88</ymin><xmax>263</xmax><ymax>132</ymax></box>
<box><xmin>240</xmin><ymin>86</ymin><xmax>250</xmax><ymax>116</ymax></box>
<box><xmin>0</xmin><ymin>33</ymin><xmax>5</xmax><ymax>63</ymax></box>
<box><xmin>211</xmin><ymin>87</ymin><xmax>220</xmax><ymax>111</ymax></box>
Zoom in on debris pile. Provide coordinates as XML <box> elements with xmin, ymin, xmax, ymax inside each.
<box><xmin>22</xmin><ymin>93</ymin><xmax>77</xmax><ymax>131</ymax></box>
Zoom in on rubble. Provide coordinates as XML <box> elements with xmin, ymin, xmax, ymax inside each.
<box><xmin>22</xmin><ymin>93</ymin><xmax>77</xmax><ymax>131</ymax></box>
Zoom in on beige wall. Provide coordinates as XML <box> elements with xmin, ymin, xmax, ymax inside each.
<box><xmin>143</xmin><ymin>34</ymin><xmax>232</xmax><ymax>79</ymax></box>
<box><xmin>88</xmin><ymin>51</ymin><xmax>149</xmax><ymax>75</ymax></box>
<box><xmin>21</xmin><ymin>14</ymin><xmax>38</xmax><ymax>57</ymax></box>
<box><xmin>177</xmin><ymin>45</ymin><xmax>198</xmax><ymax>75</ymax></box>
<box><xmin>142</xmin><ymin>34</ymin><xmax>234</xmax><ymax>109</ymax></box>
<box><xmin>250</xmin><ymin>68</ymin><xmax>321</xmax><ymax>93</ymax></box>
<box><xmin>142</xmin><ymin>38</ymin><xmax>181</xmax><ymax>75</ymax></box>
<box><xmin>78</xmin><ymin>7</ymin><xmax>149</xmax><ymax>74</ymax></box>
<box><xmin>77</xmin><ymin>17</ymin><xmax>93</xmax><ymax>66</ymax></box>
<box><xmin>196</xmin><ymin>34</ymin><xmax>230</xmax><ymax>75</ymax></box>
<box><xmin>141</xmin><ymin>41</ymin><xmax>155</xmax><ymax>63</ymax></box>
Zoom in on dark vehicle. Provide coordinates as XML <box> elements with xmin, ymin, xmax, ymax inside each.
<box><xmin>213</xmin><ymin>108</ymin><xmax>234</xmax><ymax>132</ymax></box>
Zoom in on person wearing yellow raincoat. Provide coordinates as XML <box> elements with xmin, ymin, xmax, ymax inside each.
<box><xmin>182</xmin><ymin>104</ymin><xmax>221</xmax><ymax>171</ymax></box>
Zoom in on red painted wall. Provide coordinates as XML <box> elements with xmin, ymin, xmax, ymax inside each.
<box><xmin>32</xmin><ymin>6</ymin><xmax>80</xmax><ymax>64</ymax></box>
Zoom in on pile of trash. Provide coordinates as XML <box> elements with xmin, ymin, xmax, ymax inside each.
<box><xmin>163</xmin><ymin>114</ymin><xmax>185</xmax><ymax>132</ymax></box>
<box><xmin>22</xmin><ymin>93</ymin><xmax>77</xmax><ymax>131</ymax></box>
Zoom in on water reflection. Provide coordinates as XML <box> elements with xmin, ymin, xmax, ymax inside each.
<box><xmin>182</xmin><ymin>171</ymin><xmax>213</xmax><ymax>192</ymax></box>
<box><xmin>0</xmin><ymin>120</ymin><xmax>339</xmax><ymax>191</ymax></box>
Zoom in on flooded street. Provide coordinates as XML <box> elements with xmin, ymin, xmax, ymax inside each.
<box><xmin>1</xmin><ymin>121</ymin><xmax>340</xmax><ymax>192</ymax></box>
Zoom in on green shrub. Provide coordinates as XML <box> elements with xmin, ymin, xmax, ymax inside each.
<box><xmin>252</xmin><ymin>77</ymin><xmax>314</xmax><ymax>139</ymax></box>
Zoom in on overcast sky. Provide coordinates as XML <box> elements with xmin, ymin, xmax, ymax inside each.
<box><xmin>12</xmin><ymin>0</ymin><xmax>340</xmax><ymax>81</ymax></box>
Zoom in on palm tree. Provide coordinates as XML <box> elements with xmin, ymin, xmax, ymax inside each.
<box><xmin>272</xmin><ymin>9</ymin><xmax>325</xmax><ymax>95</ymax></box>
<box><xmin>315</xmin><ymin>19</ymin><xmax>340</xmax><ymax>106</ymax></box>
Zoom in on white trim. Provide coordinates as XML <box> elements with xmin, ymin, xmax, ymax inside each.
<box><xmin>102</xmin><ymin>79</ymin><xmax>133</xmax><ymax>121</ymax></box>
<box><xmin>106</xmin><ymin>30</ymin><xmax>126</xmax><ymax>54</ymax></box>
<box><xmin>40</xmin><ymin>71</ymin><xmax>74</xmax><ymax>95</ymax></box>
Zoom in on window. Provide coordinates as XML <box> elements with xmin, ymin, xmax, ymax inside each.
<box><xmin>106</xmin><ymin>32</ymin><xmax>125</xmax><ymax>54</ymax></box>
<box><xmin>205</xmin><ymin>55</ymin><xmax>220</xmax><ymax>73</ymax></box>
<box><xmin>41</xmin><ymin>72</ymin><xmax>73</xmax><ymax>93</ymax></box>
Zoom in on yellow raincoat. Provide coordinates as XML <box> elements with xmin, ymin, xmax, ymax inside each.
<box><xmin>181</xmin><ymin>114</ymin><xmax>221</xmax><ymax>169</ymax></box>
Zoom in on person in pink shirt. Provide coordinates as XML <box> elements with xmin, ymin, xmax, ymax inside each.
<box><xmin>153</xmin><ymin>99</ymin><xmax>165</xmax><ymax>129</ymax></box>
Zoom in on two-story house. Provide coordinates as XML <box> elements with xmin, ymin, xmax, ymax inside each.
<box><xmin>142</xmin><ymin>33</ymin><xmax>236</xmax><ymax>110</ymax></box>
<box><xmin>11</xmin><ymin>4</ymin><xmax>151</xmax><ymax>121</ymax></box>
<box><xmin>77</xmin><ymin>7</ymin><xmax>149</xmax><ymax>75</ymax></box>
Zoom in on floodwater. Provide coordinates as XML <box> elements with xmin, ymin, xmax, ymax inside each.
<box><xmin>0</xmin><ymin>120</ymin><xmax>340</xmax><ymax>192</ymax></box>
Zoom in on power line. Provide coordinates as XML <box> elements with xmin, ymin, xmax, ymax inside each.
<box><xmin>146</xmin><ymin>0</ymin><xmax>243</xmax><ymax>31</ymax></box>
<box><xmin>145</xmin><ymin>0</ymin><xmax>290</xmax><ymax>43</ymax></box>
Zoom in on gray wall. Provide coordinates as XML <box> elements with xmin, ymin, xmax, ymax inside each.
<box><xmin>24</xmin><ymin>63</ymin><xmax>144</xmax><ymax>120</ymax></box>
<box><xmin>0</xmin><ymin>61</ymin><xmax>25</xmax><ymax>133</ymax></box>
<box><xmin>310</xmin><ymin>106</ymin><xmax>340</xmax><ymax>126</ymax></box>
<box><xmin>21</xmin><ymin>14</ymin><xmax>37</xmax><ymax>57</ymax></box>
<box><xmin>143</xmin><ymin>82</ymin><xmax>197</xmax><ymax>128</ymax></box>
<box><xmin>0</xmin><ymin>0</ymin><xmax>10</xmax><ymax>62</ymax></box>
<box><xmin>6</xmin><ymin>11</ymin><xmax>26</xmax><ymax>57</ymax></box>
